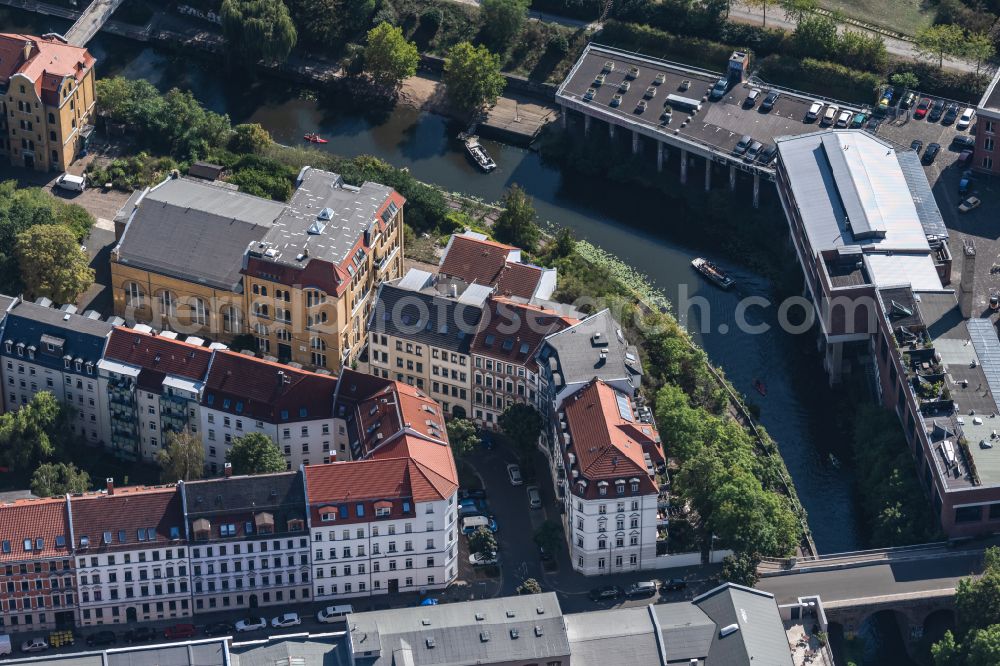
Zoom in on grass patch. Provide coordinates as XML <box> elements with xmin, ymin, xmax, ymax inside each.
<box><xmin>815</xmin><ymin>0</ymin><xmax>934</xmax><ymax>36</ymax></box>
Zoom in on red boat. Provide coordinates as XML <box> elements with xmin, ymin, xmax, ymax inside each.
<box><xmin>753</xmin><ymin>379</ymin><xmax>767</xmax><ymax>397</ymax></box>
<box><xmin>304</xmin><ymin>133</ymin><xmax>328</xmax><ymax>144</ymax></box>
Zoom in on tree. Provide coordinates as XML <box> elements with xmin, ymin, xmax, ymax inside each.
<box><xmin>481</xmin><ymin>0</ymin><xmax>530</xmax><ymax>51</ymax></box>
<box><xmin>443</xmin><ymin>42</ymin><xmax>506</xmax><ymax>116</ymax></box>
<box><xmin>914</xmin><ymin>23</ymin><xmax>965</xmax><ymax>68</ymax></box>
<box><xmin>226</xmin><ymin>432</ymin><xmax>286</xmax><ymax>475</ymax></box>
<box><xmin>889</xmin><ymin>71</ymin><xmax>919</xmax><ymax>92</ymax></box>
<box><xmin>30</xmin><ymin>462</ymin><xmax>91</xmax><ymax>497</ymax></box>
<box><xmin>720</xmin><ymin>551</ymin><xmax>760</xmax><ymax>587</ymax></box>
<box><xmin>932</xmin><ymin>630</ymin><xmax>962</xmax><ymax>666</ymax></box>
<box><xmin>780</xmin><ymin>0</ymin><xmax>814</xmax><ymax>20</ymax></box>
<box><xmin>654</xmin><ymin>383</ymin><xmax>708</xmax><ymax>462</ymax></box>
<box><xmin>743</xmin><ymin>0</ymin><xmax>776</xmax><ymax>26</ymax></box>
<box><xmin>16</xmin><ymin>225</ymin><xmax>94</xmax><ymax>304</ymax></box>
<box><xmin>446</xmin><ymin>418</ymin><xmax>479</xmax><ymax>458</ymax></box>
<box><xmin>707</xmin><ymin>468</ymin><xmax>799</xmax><ymax>557</ymax></box>
<box><xmin>493</xmin><ymin>185</ymin><xmax>540</xmax><ymax>253</ymax></box>
<box><xmin>932</xmin><ymin>547</ymin><xmax>1000</xmax><ymax>662</ymax></box>
<box><xmin>0</xmin><ymin>392</ymin><xmax>64</xmax><ymax>474</ymax></box>
<box><xmin>469</xmin><ymin>526</ymin><xmax>498</xmax><ymax>555</ymax></box>
<box><xmin>221</xmin><ymin>0</ymin><xmax>297</xmax><ymax>65</ymax></box>
<box><xmin>156</xmin><ymin>428</ymin><xmax>205</xmax><ymax>482</ymax></box>
<box><xmin>837</xmin><ymin>29</ymin><xmax>887</xmax><ymax>71</ymax></box>
<box><xmin>498</xmin><ymin>403</ymin><xmax>544</xmax><ymax>460</ymax></box>
<box><xmin>364</xmin><ymin>22</ymin><xmax>420</xmax><ymax>90</ymax></box>
<box><xmin>967</xmin><ymin>626</ymin><xmax>1000</xmax><ymax>666</ymax></box>
<box><xmin>534</xmin><ymin>520</ymin><xmax>562</xmax><ymax>556</ymax></box>
<box><xmin>964</xmin><ymin>32</ymin><xmax>996</xmax><ymax>76</ymax></box>
<box><xmin>230</xmin><ymin>123</ymin><xmax>272</xmax><ymax>154</ymax></box>
<box><xmin>791</xmin><ymin>14</ymin><xmax>837</xmax><ymax>60</ymax></box>
<box><xmin>516</xmin><ymin>577</ymin><xmax>542</xmax><ymax>594</ymax></box>
<box><xmin>553</xmin><ymin>226</ymin><xmax>575</xmax><ymax>258</ymax></box>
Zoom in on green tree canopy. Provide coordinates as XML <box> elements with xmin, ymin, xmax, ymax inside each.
<box><xmin>964</xmin><ymin>32</ymin><xmax>996</xmax><ymax>75</ymax></box>
<box><xmin>932</xmin><ymin>547</ymin><xmax>1000</xmax><ymax>663</ymax></box>
<box><xmin>443</xmin><ymin>42</ymin><xmax>506</xmax><ymax>116</ymax></box>
<box><xmin>446</xmin><ymin>418</ymin><xmax>479</xmax><ymax>458</ymax></box>
<box><xmin>654</xmin><ymin>383</ymin><xmax>708</xmax><ymax>462</ymax></box>
<box><xmin>791</xmin><ymin>14</ymin><xmax>837</xmax><ymax>60</ymax></box>
<box><xmin>780</xmin><ymin>0</ymin><xmax>815</xmax><ymax>20</ymax></box>
<box><xmin>720</xmin><ymin>551</ymin><xmax>760</xmax><ymax>587</ymax></box>
<box><xmin>552</xmin><ymin>226</ymin><xmax>575</xmax><ymax>258</ymax></box>
<box><xmin>469</xmin><ymin>526</ymin><xmax>498</xmax><ymax>554</ymax></box>
<box><xmin>481</xmin><ymin>0</ymin><xmax>530</xmax><ymax>51</ymax></box>
<box><xmin>230</xmin><ymin>123</ymin><xmax>273</xmax><ymax>153</ymax></box>
<box><xmin>227</xmin><ymin>432</ymin><xmax>286</xmax><ymax>475</ymax></box>
<box><xmin>364</xmin><ymin>22</ymin><xmax>419</xmax><ymax>90</ymax></box>
<box><xmin>516</xmin><ymin>577</ymin><xmax>542</xmax><ymax>594</ymax></box>
<box><xmin>493</xmin><ymin>185</ymin><xmax>540</xmax><ymax>253</ymax></box>
<box><xmin>889</xmin><ymin>71</ymin><xmax>919</xmax><ymax>91</ymax></box>
<box><xmin>30</xmin><ymin>462</ymin><xmax>91</xmax><ymax>497</ymax></box>
<box><xmin>915</xmin><ymin>23</ymin><xmax>965</xmax><ymax>68</ymax></box>
<box><xmin>0</xmin><ymin>392</ymin><xmax>65</xmax><ymax>474</ymax></box>
<box><xmin>221</xmin><ymin>0</ymin><xmax>298</xmax><ymax>65</ymax></box>
<box><xmin>498</xmin><ymin>403</ymin><xmax>544</xmax><ymax>460</ymax></box>
<box><xmin>156</xmin><ymin>428</ymin><xmax>206</xmax><ymax>482</ymax></box>
<box><xmin>16</xmin><ymin>225</ymin><xmax>94</xmax><ymax>304</ymax></box>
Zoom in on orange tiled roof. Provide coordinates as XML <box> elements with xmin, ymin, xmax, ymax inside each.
<box><xmin>0</xmin><ymin>33</ymin><xmax>95</xmax><ymax>104</ymax></box>
<box><xmin>0</xmin><ymin>497</ymin><xmax>70</xmax><ymax>562</ymax></box>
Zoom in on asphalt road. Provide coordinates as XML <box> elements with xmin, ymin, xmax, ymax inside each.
<box><xmin>759</xmin><ymin>550</ymin><xmax>985</xmax><ymax>605</ymax></box>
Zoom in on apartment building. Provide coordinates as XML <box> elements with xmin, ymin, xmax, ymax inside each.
<box><xmin>366</xmin><ymin>274</ymin><xmax>484</xmax><ymax>418</ymax></box>
<box><xmin>0</xmin><ymin>298</ymin><xmax>112</xmax><ymax>444</ymax></box>
<box><xmin>306</xmin><ymin>371</ymin><xmax>459</xmax><ymax>601</ymax></box>
<box><xmin>438</xmin><ymin>232</ymin><xmax>556</xmax><ymax>301</ymax></box>
<box><xmin>98</xmin><ymin>327</ymin><xmax>213</xmax><ymax>461</ymax></box>
<box><xmin>0</xmin><ymin>497</ymin><xmax>75</xmax><ymax>634</ymax></box>
<box><xmin>471</xmin><ymin>297</ymin><xmax>577</xmax><ymax>429</ymax></box>
<box><xmin>243</xmin><ymin>168</ymin><xmax>405</xmax><ymax>371</ymax></box>
<box><xmin>0</xmin><ymin>33</ymin><xmax>96</xmax><ymax>172</ymax></box>
<box><xmin>975</xmin><ymin>68</ymin><xmax>1000</xmax><ymax>174</ymax></box>
<box><xmin>68</xmin><ymin>482</ymin><xmax>191</xmax><ymax>627</ymax></box>
<box><xmin>180</xmin><ymin>471</ymin><xmax>311</xmax><ymax>613</ymax></box>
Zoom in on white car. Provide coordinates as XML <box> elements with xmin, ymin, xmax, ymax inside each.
<box><xmin>317</xmin><ymin>604</ymin><xmax>354</xmax><ymax>623</ymax></box>
<box><xmin>806</xmin><ymin>101</ymin><xmax>823</xmax><ymax>121</ymax></box>
<box><xmin>958</xmin><ymin>107</ymin><xmax>975</xmax><ymax>130</ymax></box>
<box><xmin>234</xmin><ymin>617</ymin><xmax>267</xmax><ymax>633</ymax></box>
<box><xmin>20</xmin><ymin>638</ymin><xmax>48</xmax><ymax>653</ymax></box>
<box><xmin>271</xmin><ymin>612</ymin><xmax>301</xmax><ymax>628</ymax></box>
<box><xmin>507</xmin><ymin>463</ymin><xmax>523</xmax><ymax>486</ymax></box>
<box><xmin>469</xmin><ymin>551</ymin><xmax>498</xmax><ymax>566</ymax></box>
<box><xmin>835</xmin><ymin>110</ymin><xmax>851</xmax><ymax>128</ymax></box>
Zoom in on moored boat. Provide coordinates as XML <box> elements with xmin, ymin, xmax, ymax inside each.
<box><xmin>461</xmin><ymin>134</ymin><xmax>496</xmax><ymax>172</ymax></box>
<box><xmin>691</xmin><ymin>257</ymin><xmax>735</xmax><ymax>289</ymax></box>
<box><xmin>304</xmin><ymin>133</ymin><xmax>329</xmax><ymax>144</ymax></box>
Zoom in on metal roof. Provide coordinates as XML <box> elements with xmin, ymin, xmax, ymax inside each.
<box><xmin>896</xmin><ymin>149</ymin><xmax>948</xmax><ymax>240</ymax></box>
<box><xmin>863</xmin><ymin>253</ymin><xmax>943</xmax><ymax>291</ymax></box>
<box><xmin>692</xmin><ymin>584</ymin><xmax>794</xmax><ymax>666</ymax></box>
<box><xmin>968</xmin><ymin>318</ymin><xmax>1000</xmax><ymax>403</ymax></box>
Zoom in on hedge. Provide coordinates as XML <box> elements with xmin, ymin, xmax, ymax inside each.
<box><xmin>756</xmin><ymin>55</ymin><xmax>883</xmax><ymax>104</ymax></box>
<box><xmin>597</xmin><ymin>21</ymin><xmax>735</xmax><ymax>72</ymax></box>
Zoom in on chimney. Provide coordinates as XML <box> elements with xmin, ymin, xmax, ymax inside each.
<box><xmin>224</xmin><ymin>462</ymin><xmax>233</xmax><ymax>478</ymax></box>
<box><xmin>106</xmin><ymin>478</ymin><xmax>114</xmax><ymax>495</ymax></box>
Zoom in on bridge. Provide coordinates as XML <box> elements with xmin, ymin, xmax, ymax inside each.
<box><xmin>63</xmin><ymin>0</ymin><xmax>125</xmax><ymax>46</ymax></box>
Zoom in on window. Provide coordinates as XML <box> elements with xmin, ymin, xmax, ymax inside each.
<box><xmin>986</xmin><ymin>137</ymin><xmax>995</xmax><ymax>152</ymax></box>
<box><xmin>125</xmin><ymin>283</ymin><xmax>144</xmax><ymax>308</ymax></box>
<box><xmin>223</xmin><ymin>306</ymin><xmax>241</xmax><ymax>334</ymax></box>
<box><xmin>192</xmin><ymin>298</ymin><xmax>207</xmax><ymax>325</ymax></box>
<box><xmin>985</xmin><ymin>156</ymin><xmax>994</xmax><ymax>170</ymax></box>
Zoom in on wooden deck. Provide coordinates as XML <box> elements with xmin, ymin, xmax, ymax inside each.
<box><xmin>479</xmin><ymin>97</ymin><xmax>558</xmax><ymax>145</ymax></box>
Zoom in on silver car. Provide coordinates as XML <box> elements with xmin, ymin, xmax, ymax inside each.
<box><xmin>527</xmin><ymin>485</ymin><xmax>542</xmax><ymax>509</ymax></box>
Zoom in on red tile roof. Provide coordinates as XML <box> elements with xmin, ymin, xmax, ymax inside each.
<box><xmin>0</xmin><ymin>497</ymin><xmax>70</xmax><ymax>562</ymax></box>
<box><xmin>495</xmin><ymin>262</ymin><xmax>544</xmax><ymax>300</ymax></box>
<box><xmin>204</xmin><ymin>351</ymin><xmax>337</xmax><ymax>423</ymax></box>
<box><xmin>563</xmin><ymin>380</ymin><xmax>662</xmax><ymax>500</ymax></box>
<box><xmin>68</xmin><ymin>485</ymin><xmax>184</xmax><ymax>551</ymax></box>
<box><xmin>105</xmin><ymin>328</ymin><xmax>213</xmax><ymax>382</ymax></box>
<box><xmin>0</xmin><ymin>34</ymin><xmax>95</xmax><ymax>105</ymax></box>
<box><xmin>471</xmin><ymin>297</ymin><xmax>577</xmax><ymax>372</ymax></box>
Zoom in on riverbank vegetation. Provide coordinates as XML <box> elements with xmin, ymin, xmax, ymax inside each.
<box><xmin>932</xmin><ymin>547</ymin><xmax>1000</xmax><ymax>664</ymax></box>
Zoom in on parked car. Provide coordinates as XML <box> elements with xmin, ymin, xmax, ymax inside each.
<box><xmin>822</xmin><ymin>105</ymin><xmax>839</xmax><ymax>125</ymax></box>
<box><xmin>957</xmin><ymin>107</ymin><xmax>975</xmax><ymax>130</ymax></box>
<box><xmin>583</xmin><ymin>88</ymin><xmax>596</xmax><ymax>102</ymax></box>
<box><xmin>469</xmin><ymin>551</ymin><xmax>498</xmax><ymax>566</ymax></box>
<box><xmin>271</xmin><ymin>613</ymin><xmax>302</xmax><ymax>628</ymax></box>
<box><xmin>942</xmin><ymin>103</ymin><xmax>960</xmax><ymax>125</ymax></box>
<box><xmin>733</xmin><ymin>135</ymin><xmax>752</xmax><ymax>156</ymax></box>
<box><xmin>960</xmin><ymin>170</ymin><xmax>975</xmax><ymax>195</ymax></box>
<box><xmin>709</xmin><ymin>77</ymin><xmax>728</xmax><ymax>100</ymax></box>
<box><xmin>744</xmin><ymin>141</ymin><xmax>763</xmax><ymax>162</ymax></box>
<box><xmin>538</xmin><ymin>544</ymin><xmax>553</xmax><ymax>562</ymax></box>
<box><xmin>953</xmin><ymin>134</ymin><xmax>976</xmax><ymax>149</ymax></box>
<box><xmin>959</xmin><ymin>196</ymin><xmax>982</xmax><ymax>213</ymax></box>
<box><xmin>850</xmin><ymin>112</ymin><xmax>867</xmax><ymax>128</ymax></box>
<box><xmin>661</xmin><ymin>578</ymin><xmax>688</xmax><ymax>591</ymax></box>
<box><xmin>914</xmin><ymin>97</ymin><xmax>931</xmax><ymax>118</ymax></box>
<box><xmin>0</xmin><ymin>635</ymin><xmax>10</xmax><ymax>657</ymax></box>
<box><xmin>234</xmin><ymin>617</ymin><xmax>267</xmax><ymax>633</ymax></box>
<box><xmin>123</xmin><ymin>626</ymin><xmax>156</xmax><ymax>643</ymax></box>
<box><xmin>459</xmin><ymin>488</ymin><xmax>487</xmax><ymax>500</ymax></box>
<box><xmin>805</xmin><ymin>101</ymin><xmax>823</xmax><ymax>122</ymax></box>
<box><xmin>417</xmin><ymin>597</ymin><xmax>439</xmax><ymax>607</ymax></box>
<box><xmin>900</xmin><ymin>91</ymin><xmax>916</xmax><ymax>109</ymax></box>
<box><xmin>86</xmin><ymin>631</ymin><xmax>117</xmax><ymax>647</ymax></box>
<box><xmin>589</xmin><ymin>585</ymin><xmax>621</xmax><ymax>601</ymax></box>
<box><xmin>625</xmin><ymin>581</ymin><xmax>658</xmax><ymax>598</ymax></box>
<box><xmin>459</xmin><ymin>498</ymin><xmax>490</xmax><ymax>517</ymax></box>
<box><xmin>202</xmin><ymin>622</ymin><xmax>231</xmax><ymax>637</ymax></box>
<box><xmin>609</xmin><ymin>94</ymin><xmax>622</xmax><ymax>108</ymax></box>
<box><xmin>958</xmin><ymin>149</ymin><xmax>974</xmax><ymax>168</ymax></box>
<box><xmin>678</xmin><ymin>79</ymin><xmax>689</xmax><ymax>91</ymax></box>
<box><xmin>877</xmin><ymin>88</ymin><xmax>893</xmax><ymax>111</ymax></box>
<box><xmin>506</xmin><ymin>463</ymin><xmax>523</xmax><ymax>486</ymax></box>
<box><xmin>928</xmin><ymin>99</ymin><xmax>946</xmax><ymax>122</ymax></box>
<box><xmin>317</xmin><ymin>605</ymin><xmax>354</xmax><ymax>623</ymax></box>
<box><xmin>743</xmin><ymin>89</ymin><xmax>761</xmax><ymax>107</ymax></box>
<box><xmin>163</xmin><ymin>624</ymin><xmax>197</xmax><ymax>640</ymax></box>
<box><xmin>910</xmin><ymin>139</ymin><xmax>923</xmax><ymax>154</ymax></box>
<box><xmin>922</xmin><ymin>142</ymin><xmax>941</xmax><ymax>164</ymax></box>
<box><xmin>757</xmin><ymin>144</ymin><xmax>777</xmax><ymax>165</ymax></box>
<box><xmin>20</xmin><ymin>639</ymin><xmax>48</xmax><ymax>653</ymax></box>
<box><xmin>761</xmin><ymin>90</ymin><xmax>779</xmax><ymax>112</ymax></box>
<box><xmin>526</xmin><ymin>485</ymin><xmax>542</xmax><ymax>509</ymax></box>
<box><xmin>55</xmin><ymin>173</ymin><xmax>86</xmax><ymax>192</ymax></box>
<box><xmin>835</xmin><ymin>109</ymin><xmax>851</xmax><ymax>128</ymax></box>
<box><xmin>462</xmin><ymin>515</ymin><xmax>498</xmax><ymax>535</ymax></box>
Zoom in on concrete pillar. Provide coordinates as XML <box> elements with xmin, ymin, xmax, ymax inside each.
<box><xmin>609</xmin><ymin>122</ymin><xmax>616</xmax><ymax>139</ymax></box>
<box><xmin>584</xmin><ymin>114</ymin><xmax>591</xmax><ymax>136</ymax></box>
<box><xmin>753</xmin><ymin>172</ymin><xmax>760</xmax><ymax>208</ymax></box>
<box><xmin>680</xmin><ymin>149</ymin><xmax>688</xmax><ymax>184</ymax></box>
<box><xmin>825</xmin><ymin>341</ymin><xmax>843</xmax><ymax>386</ymax></box>
<box><xmin>729</xmin><ymin>165</ymin><xmax>736</xmax><ymax>191</ymax></box>
<box><xmin>560</xmin><ymin>106</ymin><xmax>567</xmax><ymax>129</ymax></box>
<box><xmin>657</xmin><ymin>142</ymin><xmax>664</xmax><ymax>172</ymax></box>
<box><xmin>704</xmin><ymin>158</ymin><xmax>712</xmax><ymax>192</ymax></box>
<box><xmin>632</xmin><ymin>131</ymin><xmax>640</xmax><ymax>155</ymax></box>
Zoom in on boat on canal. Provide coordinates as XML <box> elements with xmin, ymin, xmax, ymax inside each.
<box><xmin>304</xmin><ymin>133</ymin><xmax>328</xmax><ymax>144</ymax></box>
<box><xmin>691</xmin><ymin>257</ymin><xmax>735</xmax><ymax>289</ymax></box>
<box><xmin>460</xmin><ymin>133</ymin><xmax>497</xmax><ymax>172</ymax></box>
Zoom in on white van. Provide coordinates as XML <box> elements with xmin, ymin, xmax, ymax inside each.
<box><xmin>0</xmin><ymin>634</ymin><xmax>11</xmax><ymax>656</ymax></box>
<box><xmin>55</xmin><ymin>173</ymin><xmax>86</xmax><ymax>192</ymax></box>
<box><xmin>822</xmin><ymin>105</ymin><xmax>839</xmax><ymax>126</ymax></box>
<box><xmin>317</xmin><ymin>604</ymin><xmax>353</xmax><ymax>623</ymax></box>
<box><xmin>957</xmin><ymin>107</ymin><xmax>975</xmax><ymax>130</ymax></box>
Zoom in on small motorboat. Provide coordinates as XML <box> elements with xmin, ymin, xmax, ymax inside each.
<box><xmin>753</xmin><ymin>379</ymin><xmax>767</xmax><ymax>396</ymax></box>
<box><xmin>691</xmin><ymin>257</ymin><xmax>735</xmax><ymax>289</ymax></box>
<box><xmin>829</xmin><ymin>453</ymin><xmax>841</xmax><ymax>469</ymax></box>
<box><xmin>304</xmin><ymin>133</ymin><xmax>328</xmax><ymax>144</ymax></box>
<box><xmin>460</xmin><ymin>133</ymin><xmax>496</xmax><ymax>172</ymax></box>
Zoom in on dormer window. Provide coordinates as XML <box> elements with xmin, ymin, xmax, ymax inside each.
<box><xmin>598</xmin><ymin>481</ymin><xmax>608</xmax><ymax>496</ymax></box>
<box><xmin>23</xmin><ymin>539</ymin><xmax>32</xmax><ymax>552</ymax></box>
<box><xmin>16</xmin><ymin>343</ymin><xmax>23</xmax><ymax>357</ymax></box>
<box><xmin>86</xmin><ymin>363</ymin><xmax>93</xmax><ymax>375</ymax></box>
<box><xmin>615</xmin><ymin>481</ymin><xmax>625</xmax><ymax>495</ymax></box>
<box><xmin>287</xmin><ymin>518</ymin><xmax>304</xmax><ymax>532</ymax></box>
<box><xmin>75</xmin><ymin>360</ymin><xmax>82</xmax><ymax>372</ymax></box>
<box><xmin>3</xmin><ymin>341</ymin><xmax>10</xmax><ymax>353</ymax></box>
<box><xmin>320</xmin><ymin>507</ymin><xmax>338</xmax><ymax>522</ymax></box>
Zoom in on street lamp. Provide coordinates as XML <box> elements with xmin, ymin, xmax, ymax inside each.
<box><xmin>709</xmin><ymin>533</ymin><xmax>719</xmax><ymax>564</ymax></box>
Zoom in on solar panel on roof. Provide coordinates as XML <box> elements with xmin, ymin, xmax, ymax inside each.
<box><xmin>969</xmin><ymin>319</ymin><xmax>1000</xmax><ymax>400</ymax></box>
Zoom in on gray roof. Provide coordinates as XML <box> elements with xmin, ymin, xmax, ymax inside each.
<box><xmin>1</xmin><ymin>299</ymin><xmax>112</xmax><ymax>369</ymax></box>
<box><xmin>693</xmin><ymin>584</ymin><xmax>794</xmax><ymax>666</ymax></box>
<box><xmin>231</xmin><ymin>636</ymin><xmax>349</xmax><ymax>666</ymax></box>
<box><xmin>115</xmin><ymin>177</ymin><xmax>283</xmax><ymax>290</ymax></box>
<box><xmin>896</xmin><ymin>149</ymin><xmax>948</xmax><ymax>240</ymax></box>
<box><xmin>369</xmin><ymin>283</ymin><xmax>484</xmax><ymax>355</ymax></box>
<box><xmin>541</xmin><ymin>309</ymin><xmax>642</xmax><ymax>389</ymax></box>
<box><xmin>260</xmin><ymin>168</ymin><xmax>394</xmax><ymax>268</ymax></box>
<box><xmin>182</xmin><ymin>471</ymin><xmax>305</xmax><ymax>517</ymax></box>
<box><xmin>348</xmin><ymin>592</ymin><xmax>570</xmax><ymax>666</ymax></box>
<box><xmin>0</xmin><ymin>640</ymin><xmax>229</xmax><ymax>666</ymax></box>
<box><xmin>655</xmin><ymin>601</ymin><xmax>717</xmax><ymax>662</ymax></box>
<box><xmin>566</xmin><ymin>606</ymin><xmax>662</xmax><ymax>666</ymax></box>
